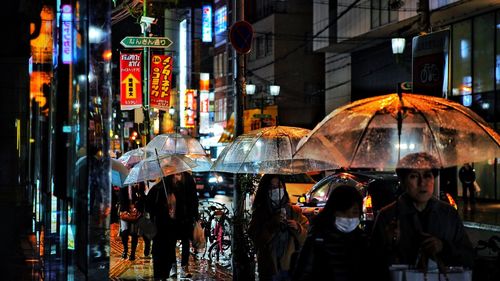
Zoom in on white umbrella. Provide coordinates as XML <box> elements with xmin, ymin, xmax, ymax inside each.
<box><xmin>211</xmin><ymin>126</ymin><xmax>338</xmax><ymax>174</ymax></box>
<box><xmin>124</xmin><ymin>153</ymin><xmax>198</xmax><ymax>185</ymax></box>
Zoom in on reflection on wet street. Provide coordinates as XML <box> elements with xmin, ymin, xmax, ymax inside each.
<box><xmin>109</xmin><ymin>221</ymin><xmax>233</xmax><ymax>281</ymax></box>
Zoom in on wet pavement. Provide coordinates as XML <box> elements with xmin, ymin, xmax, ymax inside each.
<box><xmin>109</xmin><ymin>223</ymin><xmax>233</xmax><ymax>281</ymax></box>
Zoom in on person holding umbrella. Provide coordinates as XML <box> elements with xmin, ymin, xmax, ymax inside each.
<box><xmin>248</xmin><ymin>174</ymin><xmax>309</xmax><ymax>281</ymax></box>
<box><xmin>146</xmin><ymin>171</ymin><xmax>199</xmax><ymax>280</ymax></box>
<box><xmin>371</xmin><ymin>152</ymin><xmax>474</xmax><ymax>279</ymax></box>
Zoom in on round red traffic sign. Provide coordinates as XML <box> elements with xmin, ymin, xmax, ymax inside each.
<box><xmin>229</xmin><ymin>21</ymin><xmax>254</xmax><ymax>54</ymax></box>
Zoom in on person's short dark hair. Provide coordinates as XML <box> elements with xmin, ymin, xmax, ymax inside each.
<box><xmin>327</xmin><ymin>185</ymin><xmax>363</xmax><ymax>213</ymax></box>
<box><xmin>395</xmin><ymin>152</ymin><xmax>439</xmax><ymax>179</ymax></box>
<box><xmin>313</xmin><ymin>185</ymin><xmax>363</xmax><ymax>228</ymax></box>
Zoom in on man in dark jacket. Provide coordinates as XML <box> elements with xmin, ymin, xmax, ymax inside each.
<box><xmin>459</xmin><ymin>163</ymin><xmax>476</xmax><ymax>212</ymax></box>
<box><xmin>371</xmin><ymin>153</ymin><xmax>474</xmax><ymax>279</ymax></box>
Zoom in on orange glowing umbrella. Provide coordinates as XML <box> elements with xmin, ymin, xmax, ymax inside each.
<box><xmin>294</xmin><ymin>93</ymin><xmax>500</xmax><ymax>169</ymax></box>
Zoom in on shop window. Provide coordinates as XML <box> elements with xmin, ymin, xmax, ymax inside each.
<box><xmin>265</xmin><ymin>33</ymin><xmax>273</xmax><ymax>56</ymax></box>
<box><xmin>257</xmin><ymin>36</ymin><xmax>265</xmax><ymax>58</ymax></box>
<box><xmin>451</xmin><ymin>20</ymin><xmax>472</xmax><ymax>96</ymax></box>
<box><xmin>473</xmin><ymin>13</ymin><xmax>494</xmax><ymax>94</ymax></box>
<box><xmin>371</xmin><ymin>0</ymin><xmax>398</xmax><ymax>28</ymax></box>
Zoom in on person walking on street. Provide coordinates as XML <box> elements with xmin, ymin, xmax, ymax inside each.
<box><xmin>119</xmin><ymin>183</ymin><xmax>148</xmax><ymax>261</ymax></box>
<box><xmin>146</xmin><ymin>172</ymin><xmax>198</xmax><ymax>281</ymax></box>
<box><xmin>171</xmin><ymin>171</ymin><xmax>199</xmax><ymax>278</ymax></box>
<box><xmin>292</xmin><ymin>185</ymin><xmax>372</xmax><ymax>281</ymax></box>
<box><xmin>459</xmin><ymin>163</ymin><xmax>476</xmax><ymax>213</ymax></box>
<box><xmin>249</xmin><ymin>174</ymin><xmax>309</xmax><ymax>281</ymax></box>
<box><xmin>371</xmin><ymin>152</ymin><xmax>474</xmax><ymax>280</ymax></box>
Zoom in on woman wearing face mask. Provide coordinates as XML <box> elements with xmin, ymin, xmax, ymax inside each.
<box><xmin>292</xmin><ymin>185</ymin><xmax>372</xmax><ymax>281</ymax></box>
<box><xmin>249</xmin><ymin>174</ymin><xmax>309</xmax><ymax>281</ymax></box>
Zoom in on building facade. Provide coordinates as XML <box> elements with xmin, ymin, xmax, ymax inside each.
<box><xmin>245</xmin><ymin>0</ymin><xmax>325</xmax><ymax>130</ymax></box>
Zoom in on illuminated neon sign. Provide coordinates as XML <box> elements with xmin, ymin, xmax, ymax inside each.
<box><xmin>61</xmin><ymin>5</ymin><xmax>72</xmax><ymax>64</ymax></box>
<box><xmin>214</xmin><ymin>6</ymin><xmax>227</xmax><ymax>35</ymax></box>
<box><xmin>202</xmin><ymin>5</ymin><xmax>212</xmax><ymax>42</ymax></box>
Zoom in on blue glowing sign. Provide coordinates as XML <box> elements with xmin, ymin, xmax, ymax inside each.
<box><xmin>214</xmin><ymin>6</ymin><xmax>227</xmax><ymax>35</ymax></box>
<box><xmin>61</xmin><ymin>5</ymin><xmax>72</xmax><ymax>64</ymax></box>
<box><xmin>202</xmin><ymin>5</ymin><xmax>212</xmax><ymax>42</ymax></box>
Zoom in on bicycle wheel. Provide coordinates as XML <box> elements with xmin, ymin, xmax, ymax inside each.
<box><xmin>208</xmin><ymin>239</ymin><xmax>232</xmax><ymax>268</ymax></box>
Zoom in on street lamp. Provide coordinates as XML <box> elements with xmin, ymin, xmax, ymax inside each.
<box><xmin>168</xmin><ymin>106</ymin><xmax>176</xmax><ymax>118</ymax></box>
<box><xmin>391</xmin><ymin>37</ymin><xmax>405</xmax><ymax>64</ymax></box>
<box><xmin>246</xmin><ymin>83</ymin><xmax>280</xmax><ymax>128</ymax></box>
<box><xmin>391</xmin><ymin>37</ymin><xmax>405</xmax><ymax>54</ymax></box>
<box><xmin>246</xmin><ymin>83</ymin><xmax>256</xmax><ymax>96</ymax></box>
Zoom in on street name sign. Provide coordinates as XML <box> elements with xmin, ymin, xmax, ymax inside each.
<box><xmin>120</xmin><ymin>36</ymin><xmax>173</xmax><ymax>48</ymax></box>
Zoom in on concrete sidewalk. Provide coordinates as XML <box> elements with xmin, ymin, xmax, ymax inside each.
<box><xmin>109</xmin><ymin>223</ymin><xmax>233</xmax><ymax>281</ymax></box>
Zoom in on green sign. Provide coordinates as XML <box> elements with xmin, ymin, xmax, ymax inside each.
<box><xmin>120</xmin><ymin>36</ymin><xmax>173</xmax><ymax>48</ymax></box>
<box><xmin>253</xmin><ymin>114</ymin><xmax>271</xmax><ymax>119</ymax></box>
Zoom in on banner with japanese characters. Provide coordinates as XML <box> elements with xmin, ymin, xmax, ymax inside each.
<box><xmin>150</xmin><ymin>54</ymin><xmax>173</xmax><ymax>111</ymax></box>
<box><xmin>119</xmin><ymin>53</ymin><xmax>142</xmax><ymax>110</ymax></box>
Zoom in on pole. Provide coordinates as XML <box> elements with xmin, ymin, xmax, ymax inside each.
<box><xmin>142</xmin><ymin>0</ymin><xmax>151</xmax><ymax>142</ymax></box>
<box><xmin>232</xmin><ymin>0</ymin><xmax>255</xmax><ymax>280</ymax></box>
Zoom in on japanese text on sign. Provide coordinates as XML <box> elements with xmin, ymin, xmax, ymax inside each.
<box><xmin>120</xmin><ymin>52</ymin><xmax>142</xmax><ymax>110</ymax></box>
<box><xmin>150</xmin><ymin>54</ymin><xmax>173</xmax><ymax>111</ymax></box>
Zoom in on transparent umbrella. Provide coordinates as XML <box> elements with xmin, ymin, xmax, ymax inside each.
<box><xmin>211</xmin><ymin>126</ymin><xmax>338</xmax><ymax>174</ymax></box>
<box><xmin>187</xmin><ymin>154</ymin><xmax>213</xmax><ymax>172</ymax></box>
<box><xmin>123</xmin><ymin>153</ymin><xmax>198</xmax><ymax>185</ymax></box>
<box><xmin>145</xmin><ymin>133</ymin><xmax>206</xmax><ymax>155</ymax></box>
<box><xmin>118</xmin><ymin>147</ymin><xmax>149</xmax><ymax>168</ymax></box>
<box><xmin>294</xmin><ymin>93</ymin><xmax>500</xmax><ymax>169</ymax></box>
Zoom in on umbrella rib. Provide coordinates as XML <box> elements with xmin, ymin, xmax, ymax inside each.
<box><xmin>405</xmin><ymin>98</ymin><xmax>446</xmax><ymax>168</ymax></box>
<box><xmin>348</xmin><ymin>111</ymin><xmax>380</xmax><ymax>168</ymax></box>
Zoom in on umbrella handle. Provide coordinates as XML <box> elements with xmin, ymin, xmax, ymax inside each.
<box><xmin>154</xmin><ymin>148</ymin><xmax>169</xmax><ymax>198</ymax></box>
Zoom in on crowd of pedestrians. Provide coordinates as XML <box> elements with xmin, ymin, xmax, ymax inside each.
<box><xmin>116</xmin><ymin>171</ymin><xmax>199</xmax><ymax>281</ymax></box>
<box><xmin>114</xmin><ymin>151</ymin><xmax>475</xmax><ymax>281</ymax></box>
<box><xmin>252</xmin><ymin>152</ymin><xmax>474</xmax><ymax>281</ymax></box>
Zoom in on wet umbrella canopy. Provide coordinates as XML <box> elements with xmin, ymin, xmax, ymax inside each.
<box><xmin>211</xmin><ymin>126</ymin><xmax>338</xmax><ymax>174</ymax></box>
<box><xmin>294</xmin><ymin>93</ymin><xmax>500</xmax><ymax>169</ymax></box>
<box><xmin>145</xmin><ymin>133</ymin><xmax>206</xmax><ymax>155</ymax></box>
<box><xmin>124</xmin><ymin>153</ymin><xmax>198</xmax><ymax>185</ymax></box>
<box><xmin>117</xmin><ymin>147</ymin><xmax>148</xmax><ymax>168</ymax></box>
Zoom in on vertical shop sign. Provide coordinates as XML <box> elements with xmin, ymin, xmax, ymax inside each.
<box><xmin>150</xmin><ymin>54</ymin><xmax>173</xmax><ymax>111</ymax></box>
<box><xmin>202</xmin><ymin>5</ymin><xmax>212</xmax><ymax>42</ymax></box>
<box><xmin>120</xmin><ymin>53</ymin><xmax>142</xmax><ymax>110</ymax></box>
<box><xmin>185</xmin><ymin>89</ymin><xmax>196</xmax><ymax>128</ymax></box>
<box><xmin>61</xmin><ymin>5</ymin><xmax>72</xmax><ymax>64</ymax></box>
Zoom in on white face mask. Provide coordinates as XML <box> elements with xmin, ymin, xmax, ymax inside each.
<box><xmin>269</xmin><ymin>188</ymin><xmax>285</xmax><ymax>203</ymax></box>
<box><xmin>335</xmin><ymin>217</ymin><xmax>360</xmax><ymax>233</ymax></box>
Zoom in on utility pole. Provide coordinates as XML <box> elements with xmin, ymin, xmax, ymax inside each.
<box><xmin>232</xmin><ymin>0</ymin><xmax>255</xmax><ymax>280</ymax></box>
<box><xmin>142</xmin><ymin>0</ymin><xmax>151</xmax><ymax>143</ymax></box>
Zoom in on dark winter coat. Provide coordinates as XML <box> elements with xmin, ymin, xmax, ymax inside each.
<box><xmin>249</xmin><ymin>204</ymin><xmax>308</xmax><ymax>279</ymax></box>
<box><xmin>371</xmin><ymin>193</ymin><xmax>474</xmax><ymax>279</ymax></box>
<box><xmin>292</xmin><ymin>223</ymin><xmax>371</xmax><ymax>281</ymax></box>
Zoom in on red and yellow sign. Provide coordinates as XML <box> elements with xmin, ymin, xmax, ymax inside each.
<box><xmin>150</xmin><ymin>54</ymin><xmax>173</xmax><ymax>111</ymax></box>
<box><xmin>120</xmin><ymin>53</ymin><xmax>142</xmax><ymax>110</ymax></box>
